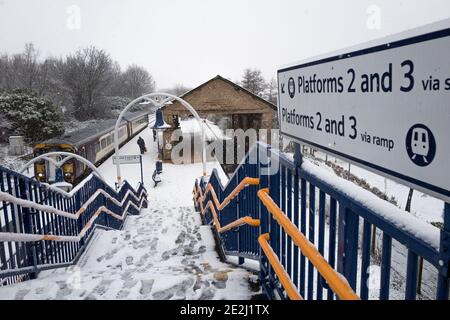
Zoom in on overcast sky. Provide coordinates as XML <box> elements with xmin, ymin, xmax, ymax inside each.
<box><xmin>0</xmin><ymin>0</ymin><xmax>449</xmax><ymax>89</ymax></box>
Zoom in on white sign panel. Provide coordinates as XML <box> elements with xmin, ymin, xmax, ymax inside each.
<box><xmin>112</xmin><ymin>155</ymin><xmax>141</xmax><ymax>165</ymax></box>
<box><xmin>278</xmin><ymin>21</ymin><xmax>450</xmax><ymax>202</ymax></box>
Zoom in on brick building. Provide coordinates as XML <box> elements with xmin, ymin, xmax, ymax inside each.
<box><xmin>159</xmin><ymin>75</ymin><xmax>277</xmax><ymax>173</ymax></box>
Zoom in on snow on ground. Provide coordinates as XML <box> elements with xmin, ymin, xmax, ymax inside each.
<box><xmin>0</xmin><ymin>144</ymin><xmax>33</xmax><ymax>173</ymax></box>
<box><xmin>180</xmin><ymin>118</ymin><xmax>229</xmax><ymax>141</ymax></box>
<box><xmin>0</xmin><ymin>127</ymin><xmax>257</xmax><ymax>300</ymax></box>
<box><xmin>0</xmin><ymin>206</ymin><xmax>255</xmax><ymax>300</ymax></box>
<box><xmin>97</xmin><ymin>127</ymin><xmax>229</xmax><ymax>206</ymax></box>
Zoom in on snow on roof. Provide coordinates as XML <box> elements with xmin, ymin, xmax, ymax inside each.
<box><xmin>161</xmin><ymin>75</ymin><xmax>277</xmax><ymax>111</ymax></box>
<box><xmin>179</xmin><ymin>118</ymin><xmax>229</xmax><ymax>141</ymax></box>
<box><xmin>42</xmin><ymin>111</ymin><xmax>148</xmax><ymax>147</ymax></box>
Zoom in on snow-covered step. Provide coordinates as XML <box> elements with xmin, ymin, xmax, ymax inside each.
<box><xmin>0</xmin><ymin>205</ymin><xmax>258</xmax><ymax>300</ymax></box>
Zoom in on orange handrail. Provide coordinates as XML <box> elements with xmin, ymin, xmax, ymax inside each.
<box><xmin>259</xmin><ymin>233</ymin><xmax>303</xmax><ymax>300</ymax></box>
<box><xmin>219</xmin><ymin>216</ymin><xmax>260</xmax><ymax>233</ymax></box>
<box><xmin>193</xmin><ymin>179</ymin><xmax>358</xmax><ymax>300</ymax></box>
<box><xmin>202</xmin><ymin>200</ymin><xmax>259</xmax><ymax>234</ymax></box>
<box><xmin>257</xmin><ymin>188</ymin><xmax>359</xmax><ymax>300</ymax></box>
<box><xmin>193</xmin><ymin>177</ymin><xmax>260</xmax><ymax>214</ymax></box>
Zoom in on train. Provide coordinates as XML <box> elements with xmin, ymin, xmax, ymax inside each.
<box><xmin>33</xmin><ymin>111</ymin><xmax>151</xmax><ymax>185</ymax></box>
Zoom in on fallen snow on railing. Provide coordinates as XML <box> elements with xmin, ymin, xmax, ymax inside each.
<box><xmin>40</xmin><ymin>174</ymin><xmax>141</xmax><ymax>199</ymax></box>
<box><xmin>0</xmin><ymin>196</ymin><xmax>147</xmax><ymax>243</ymax></box>
<box><xmin>301</xmin><ymin>160</ymin><xmax>441</xmax><ymax>251</ymax></box>
<box><xmin>0</xmin><ymin>188</ymin><xmax>146</xmax><ymax>220</ymax></box>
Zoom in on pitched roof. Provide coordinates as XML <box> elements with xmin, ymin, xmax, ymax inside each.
<box><xmin>163</xmin><ymin>75</ymin><xmax>277</xmax><ymax>111</ymax></box>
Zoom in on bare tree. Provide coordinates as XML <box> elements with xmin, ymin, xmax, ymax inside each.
<box><xmin>0</xmin><ymin>54</ymin><xmax>18</xmax><ymax>91</ymax></box>
<box><xmin>0</xmin><ymin>55</ymin><xmax>8</xmax><ymax>91</ymax></box>
<box><xmin>121</xmin><ymin>64</ymin><xmax>155</xmax><ymax>98</ymax></box>
<box><xmin>240</xmin><ymin>68</ymin><xmax>267</xmax><ymax>97</ymax></box>
<box><xmin>38</xmin><ymin>58</ymin><xmax>72</xmax><ymax>110</ymax></box>
<box><xmin>0</xmin><ymin>44</ymin><xmax>157</xmax><ymax>121</ymax></box>
<box><xmin>19</xmin><ymin>43</ymin><xmax>40</xmax><ymax>90</ymax></box>
<box><xmin>60</xmin><ymin>46</ymin><xmax>113</xmax><ymax>120</ymax></box>
<box><xmin>168</xmin><ymin>84</ymin><xmax>191</xmax><ymax>96</ymax></box>
<box><xmin>265</xmin><ymin>77</ymin><xmax>278</xmax><ymax>105</ymax></box>
<box><xmin>106</xmin><ymin>61</ymin><xmax>123</xmax><ymax>96</ymax></box>
<box><xmin>0</xmin><ymin>111</ymin><xmax>13</xmax><ymax>142</ymax></box>
<box><xmin>1</xmin><ymin>43</ymin><xmax>40</xmax><ymax>91</ymax></box>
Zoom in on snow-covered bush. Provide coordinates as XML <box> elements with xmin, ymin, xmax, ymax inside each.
<box><xmin>0</xmin><ymin>112</ymin><xmax>13</xmax><ymax>143</ymax></box>
<box><xmin>0</xmin><ymin>89</ymin><xmax>65</xmax><ymax>143</ymax></box>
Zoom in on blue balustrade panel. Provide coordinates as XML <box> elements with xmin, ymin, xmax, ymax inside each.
<box><xmin>194</xmin><ymin>142</ymin><xmax>449</xmax><ymax>300</ymax></box>
<box><xmin>0</xmin><ymin>165</ymin><xmax>147</xmax><ymax>286</ymax></box>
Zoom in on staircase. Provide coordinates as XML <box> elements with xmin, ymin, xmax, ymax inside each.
<box><xmin>0</xmin><ymin>202</ymin><xmax>258</xmax><ymax>300</ymax></box>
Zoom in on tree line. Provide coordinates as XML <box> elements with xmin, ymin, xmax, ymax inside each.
<box><xmin>0</xmin><ymin>44</ymin><xmax>277</xmax><ymax>143</ymax></box>
<box><xmin>239</xmin><ymin>68</ymin><xmax>277</xmax><ymax>105</ymax></box>
<box><xmin>0</xmin><ymin>43</ymin><xmax>156</xmax><ymax>121</ymax></box>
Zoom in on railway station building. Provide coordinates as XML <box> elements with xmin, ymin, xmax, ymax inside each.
<box><xmin>158</xmin><ymin>75</ymin><xmax>277</xmax><ymax>173</ymax></box>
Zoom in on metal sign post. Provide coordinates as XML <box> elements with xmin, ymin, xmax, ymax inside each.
<box><xmin>140</xmin><ymin>155</ymin><xmax>143</xmax><ymax>187</ymax></box>
<box><xmin>113</xmin><ymin>155</ymin><xmax>144</xmax><ymax>186</ymax></box>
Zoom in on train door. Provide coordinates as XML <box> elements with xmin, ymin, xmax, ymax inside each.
<box><xmin>127</xmin><ymin>122</ymin><xmax>132</xmax><ymax>138</ymax></box>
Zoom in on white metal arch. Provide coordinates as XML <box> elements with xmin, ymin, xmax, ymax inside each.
<box><xmin>20</xmin><ymin>151</ymin><xmax>105</xmax><ymax>181</ymax></box>
<box><xmin>114</xmin><ymin>92</ymin><xmax>206</xmax><ymax>186</ymax></box>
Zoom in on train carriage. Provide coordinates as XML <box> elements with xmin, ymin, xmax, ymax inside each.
<box><xmin>33</xmin><ymin>111</ymin><xmax>150</xmax><ymax>184</ymax></box>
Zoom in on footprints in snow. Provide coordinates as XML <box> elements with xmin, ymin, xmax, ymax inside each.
<box><xmin>17</xmin><ymin>206</ymin><xmax>233</xmax><ymax>300</ymax></box>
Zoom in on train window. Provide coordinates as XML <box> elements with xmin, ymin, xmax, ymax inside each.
<box><xmin>101</xmin><ymin>139</ymin><xmax>107</xmax><ymax>149</ymax></box>
<box><xmin>95</xmin><ymin>142</ymin><xmax>100</xmax><ymax>153</ymax></box>
<box><xmin>107</xmin><ymin>136</ymin><xmax>112</xmax><ymax>146</ymax></box>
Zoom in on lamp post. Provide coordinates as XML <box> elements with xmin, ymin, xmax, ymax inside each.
<box><xmin>114</xmin><ymin>92</ymin><xmax>207</xmax><ymax>187</ymax></box>
<box><xmin>151</xmin><ymin>108</ymin><xmax>171</xmax><ymax>156</ymax></box>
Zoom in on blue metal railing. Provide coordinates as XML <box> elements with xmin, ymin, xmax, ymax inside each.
<box><xmin>197</xmin><ymin>151</ymin><xmax>261</xmax><ymax>261</ymax></box>
<box><xmin>0</xmin><ymin>165</ymin><xmax>147</xmax><ymax>286</ymax></box>
<box><xmin>194</xmin><ymin>142</ymin><xmax>450</xmax><ymax>300</ymax></box>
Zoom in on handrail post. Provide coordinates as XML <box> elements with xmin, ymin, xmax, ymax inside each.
<box><xmin>237</xmin><ymin>165</ymin><xmax>244</xmax><ymax>266</ymax></box>
<box><xmin>258</xmin><ymin>143</ymin><xmax>272</xmax><ymax>297</ymax></box>
<box><xmin>437</xmin><ymin>202</ymin><xmax>450</xmax><ymax>299</ymax></box>
<box><xmin>75</xmin><ymin>192</ymin><xmax>84</xmax><ymax>247</ymax></box>
<box><xmin>267</xmin><ymin>144</ymin><xmax>280</xmax><ymax>299</ymax></box>
<box><xmin>18</xmin><ymin>179</ymin><xmax>38</xmax><ymax>279</ymax></box>
<box><xmin>102</xmin><ymin>180</ymin><xmax>110</xmax><ymax>228</ymax></box>
<box><xmin>293</xmin><ymin>142</ymin><xmax>302</xmax><ymax>168</ymax></box>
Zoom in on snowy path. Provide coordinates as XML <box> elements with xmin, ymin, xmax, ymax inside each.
<box><xmin>0</xmin><ymin>127</ymin><xmax>257</xmax><ymax>300</ymax></box>
<box><xmin>0</xmin><ymin>205</ymin><xmax>256</xmax><ymax>300</ymax></box>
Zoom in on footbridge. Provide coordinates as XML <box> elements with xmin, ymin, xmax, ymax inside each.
<box><xmin>0</xmin><ymin>129</ymin><xmax>448</xmax><ymax>300</ymax></box>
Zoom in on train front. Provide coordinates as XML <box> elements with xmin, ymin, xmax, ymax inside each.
<box><xmin>33</xmin><ymin>142</ymin><xmax>77</xmax><ymax>184</ymax></box>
